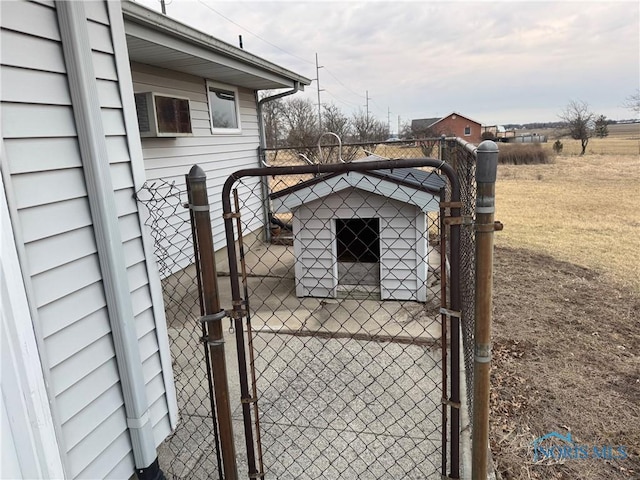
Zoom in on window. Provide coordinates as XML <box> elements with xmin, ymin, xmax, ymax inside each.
<box><xmin>464</xmin><ymin>125</ymin><xmax>471</xmax><ymax>136</ymax></box>
<box><xmin>207</xmin><ymin>81</ymin><xmax>241</xmax><ymax>133</ymax></box>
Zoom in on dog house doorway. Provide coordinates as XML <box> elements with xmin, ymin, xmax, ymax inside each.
<box><xmin>336</xmin><ymin>218</ymin><xmax>381</xmax><ymax>295</ymax></box>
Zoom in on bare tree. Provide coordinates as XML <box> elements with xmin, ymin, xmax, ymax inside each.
<box><xmin>321</xmin><ymin>103</ymin><xmax>351</xmax><ymax>140</ymax></box>
<box><xmin>280</xmin><ymin>97</ymin><xmax>319</xmax><ymax>147</ymax></box>
<box><xmin>594</xmin><ymin>114</ymin><xmax>609</xmax><ymax>138</ymax></box>
<box><xmin>318</xmin><ymin>104</ymin><xmax>357</xmax><ymax>163</ymax></box>
<box><xmin>351</xmin><ymin>109</ymin><xmax>388</xmax><ymax>143</ymax></box>
<box><xmin>622</xmin><ymin>89</ymin><xmax>640</xmax><ymax>114</ymax></box>
<box><xmin>399</xmin><ymin>121</ymin><xmax>413</xmax><ymax>140</ymax></box>
<box><xmin>259</xmin><ymin>93</ymin><xmax>283</xmax><ymax>148</ymax></box>
<box><xmin>559</xmin><ymin>100</ymin><xmax>594</xmax><ymax>155</ymax></box>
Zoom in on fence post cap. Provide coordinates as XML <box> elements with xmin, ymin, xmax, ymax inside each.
<box><xmin>476</xmin><ymin>141</ymin><xmax>499</xmax><ymax>183</ymax></box>
<box><xmin>477</xmin><ymin>140</ymin><xmax>499</xmax><ymax>153</ymax></box>
<box><xmin>188</xmin><ymin>164</ymin><xmax>206</xmax><ymax>180</ymax></box>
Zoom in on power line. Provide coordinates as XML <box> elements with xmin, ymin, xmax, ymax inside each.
<box><xmin>324</xmin><ymin>90</ymin><xmax>360</xmax><ymax>108</ymax></box>
<box><xmin>196</xmin><ymin>0</ymin><xmax>314</xmax><ymax>65</ymax></box>
<box><xmin>323</xmin><ymin>67</ymin><xmax>364</xmax><ymax>99</ymax></box>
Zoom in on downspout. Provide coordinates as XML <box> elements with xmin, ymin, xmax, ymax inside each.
<box><xmin>56</xmin><ymin>3</ymin><xmax>163</xmax><ymax>479</ymax></box>
<box><xmin>255</xmin><ymin>82</ymin><xmax>301</xmax><ymax>241</ymax></box>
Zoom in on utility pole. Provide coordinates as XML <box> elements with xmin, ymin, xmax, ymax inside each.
<box><xmin>365</xmin><ymin>90</ymin><xmax>371</xmax><ymax>126</ymax></box>
<box><xmin>315</xmin><ymin>53</ymin><xmax>324</xmax><ymax>131</ymax></box>
<box><xmin>387</xmin><ymin>107</ymin><xmax>391</xmax><ymax>135</ymax></box>
<box><xmin>160</xmin><ymin>0</ymin><xmax>166</xmax><ymax>14</ymax></box>
<box><xmin>397</xmin><ymin>115</ymin><xmax>401</xmax><ymax>136</ymax></box>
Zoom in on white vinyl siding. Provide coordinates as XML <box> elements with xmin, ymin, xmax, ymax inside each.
<box><xmin>1</xmin><ymin>170</ymin><xmax>65</xmax><ymax>480</ymax></box>
<box><xmin>293</xmin><ymin>188</ymin><xmax>429</xmax><ymax>301</ymax></box>
<box><xmin>1</xmin><ymin>1</ymin><xmax>129</xmax><ymax>476</ymax></box>
<box><xmin>1</xmin><ymin>1</ymin><xmax>170</xmax><ymax>477</ymax></box>
<box><xmin>131</xmin><ymin>62</ymin><xmax>263</xmax><ymax>274</ymax></box>
<box><xmin>92</xmin><ymin>13</ymin><xmax>171</xmax><ymax>448</ymax></box>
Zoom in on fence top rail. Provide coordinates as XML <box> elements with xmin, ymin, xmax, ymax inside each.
<box><xmin>222</xmin><ymin>156</ymin><xmax>460</xmax><ymax>205</ymax></box>
<box><xmin>261</xmin><ymin>137</ymin><xmax>448</xmax><ymax>152</ymax></box>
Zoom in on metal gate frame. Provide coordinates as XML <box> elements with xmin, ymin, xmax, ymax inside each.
<box><xmin>221</xmin><ymin>157</ymin><xmax>463</xmax><ymax>480</ymax></box>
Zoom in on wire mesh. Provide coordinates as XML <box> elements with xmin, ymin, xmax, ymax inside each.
<box><xmin>134</xmin><ymin>137</ymin><xmax>476</xmax><ymax>479</ymax></box>
<box><xmin>225</xmin><ymin>159</ymin><xmax>452</xmax><ymax>479</ymax></box>
<box><xmin>264</xmin><ymin>139</ymin><xmax>477</xmax><ymax>423</ymax></box>
<box><xmin>135</xmin><ymin>180</ymin><xmax>223</xmax><ymax>480</ymax></box>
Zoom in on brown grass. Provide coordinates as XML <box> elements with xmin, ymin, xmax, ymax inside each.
<box><xmin>490</xmin><ymin>151</ymin><xmax>640</xmax><ymax>479</ymax></box>
<box><xmin>491</xmin><ymin>247</ymin><xmax>640</xmax><ymax>480</ymax></box>
<box><xmin>495</xmin><ymin>154</ymin><xmax>640</xmax><ymax>291</ymax></box>
<box><xmin>532</xmin><ymin>123</ymin><xmax>640</xmax><ymax>156</ymax></box>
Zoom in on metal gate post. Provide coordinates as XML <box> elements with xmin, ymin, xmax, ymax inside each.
<box><xmin>187</xmin><ymin>165</ymin><xmax>238</xmax><ymax>480</ymax></box>
<box><xmin>472</xmin><ymin>141</ymin><xmax>499</xmax><ymax>479</ymax></box>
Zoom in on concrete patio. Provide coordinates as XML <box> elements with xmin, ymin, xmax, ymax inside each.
<box><xmin>158</xmin><ymin>242</ymin><xmax>449</xmax><ymax>479</ymax></box>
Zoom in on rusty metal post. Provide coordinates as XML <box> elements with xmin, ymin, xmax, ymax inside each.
<box><xmin>187</xmin><ymin>165</ymin><xmax>238</xmax><ymax>480</ymax></box>
<box><xmin>472</xmin><ymin>141</ymin><xmax>499</xmax><ymax>480</ymax></box>
<box><xmin>439</xmin><ymin>188</ymin><xmax>448</xmax><ymax>476</ymax></box>
<box><xmin>186</xmin><ymin>175</ymin><xmax>224</xmax><ymax>479</ymax></box>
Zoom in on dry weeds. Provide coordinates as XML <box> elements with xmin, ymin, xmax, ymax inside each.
<box><xmin>491</xmin><ymin>247</ymin><xmax>640</xmax><ymax>479</ymax></box>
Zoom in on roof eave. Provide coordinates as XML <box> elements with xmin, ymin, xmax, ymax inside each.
<box><xmin>271</xmin><ymin>170</ymin><xmax>443</xmax><ymax>200</ymax></box>
<box><xmin>121</xmin><ymin>0</ymin><xmax>311</xmax><ymax>90</ymax></box>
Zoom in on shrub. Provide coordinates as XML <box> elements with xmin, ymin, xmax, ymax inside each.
<box><xmin>481</xmin><ymin>131</ymin><xmax>496</xmax><ymax>140</ymax></box>
<box><xmin>497</xmin><ymin>143</ymin><xmax>553</xmax><ymax>165</ymax></box>
<box><xmin>553</xmin><ymin>140</ymin><xmax>563</xmax><ymax>153</ymax></box>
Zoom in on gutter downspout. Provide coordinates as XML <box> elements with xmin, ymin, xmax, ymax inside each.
<box><xmin>255</xmin><ymin>82</ymin><xmax>301</xmax><ymax>242</ymax></box>
<box><xmin>56</xmin><ymin>3</ymin><xmax>163</xmax><ymax>479</ymax></box>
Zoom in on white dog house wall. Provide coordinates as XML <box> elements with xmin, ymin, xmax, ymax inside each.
<box><xmin>271</xmin><ymin>162</ymin><xmax>445</xmax><ymax>301</ymax></box>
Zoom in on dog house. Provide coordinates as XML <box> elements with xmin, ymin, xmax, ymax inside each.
<box><xmin>271</xmin><ymin>164</ymin><xmax>445</xmax><ymax>301</ymax></box>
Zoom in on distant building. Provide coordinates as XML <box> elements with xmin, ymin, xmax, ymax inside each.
<box><xmin>411</xmin><ymin>112</ymin><xmax>483</xmax><ymax>144</ymax></box>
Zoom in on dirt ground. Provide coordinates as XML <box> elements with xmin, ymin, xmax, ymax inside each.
<box><xmin>490</xmin><ymin>246</ymin><xmax>640</xmax><ymax>479</ymax></box>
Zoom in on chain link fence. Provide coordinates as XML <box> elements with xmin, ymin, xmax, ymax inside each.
<box><xmin>135</xmin><ymin>180</ymin><xmax>224</xmax><ymax>479</ymax></box>
<box><xmin>135</xmin><ymin>137</ymin><xmax>476</xmax><ymax>479</ymax></box>
<box><xmin>263</xmin><ymin>139</ymin><xmax>477</xmax><ymax>422</ymax></box>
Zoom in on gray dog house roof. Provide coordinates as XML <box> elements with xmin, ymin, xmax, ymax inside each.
<box><xmin>271</xmin><ymin>165</ymin><xmax>446</xmax><ymax>213</ymax></box>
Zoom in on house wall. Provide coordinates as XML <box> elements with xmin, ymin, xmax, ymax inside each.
<box><xmin>1</xmin><ymin>168</ymin><xmax>65</xmax><ymax>480</ymax></box>
<box><xmin>433</xmin><ymin>115</ymin><xmax>482</xmax><ymax>143</ymax></box>
<box><xmin>293</xmin><ymin>188</ymin><xmax>428</xmax><ymax>301</ymax></box>
<box><xmin>1</xmin><ymin>1</ymin><xmax>173</xmax><ymax>477</ymax></box>
<box><xmin>131</xmin><ymin>62</ymin><xmax>263</xmax><ymax>275</ymax></box>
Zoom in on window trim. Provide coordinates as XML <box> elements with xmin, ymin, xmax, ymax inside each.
<box><xmin>206</xmin><ymin>80</ymin><xmax>242</xmax><ymax>134</ymax></box>
<box><xmin>464</xmin><ymin>125</ymin><xmax>471</xmax><ymax>136</ymax></box>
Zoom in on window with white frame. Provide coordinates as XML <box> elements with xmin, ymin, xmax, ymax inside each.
<box><xmin>207</xmin><ymin>81</ymin><xmax>241</xmax><ymax>133</ymax></box>
<box><xmin>464</xmin><ymin>125</ymin><xmax>471</xmax><ymax>136</ymax></box>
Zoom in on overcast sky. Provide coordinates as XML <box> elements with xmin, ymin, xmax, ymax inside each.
<box><xmin>134</xmin><ymin>0</ymin><xmax>640</xmax><ymax>129</ymax></box>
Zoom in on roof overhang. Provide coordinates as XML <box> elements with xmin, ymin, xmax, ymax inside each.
<box><xmin>121</xmin><ymin>1</ymin><xmax>312</xmax><ymax>91</ymax></box>
<box><xmin>271</xmin><ymin>172</ymin><xmax>441</xmax><ymax>214</ymax></box>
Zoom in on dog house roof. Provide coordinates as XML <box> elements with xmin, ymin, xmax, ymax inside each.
<box><xmin>270</xmin><ymin>165</ymin><xmax>446</xmax><ymax>214</ymax></box>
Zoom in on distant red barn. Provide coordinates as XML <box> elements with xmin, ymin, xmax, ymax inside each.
<box><xmin>411</xmin><ymin>112</ymin><xmax>483</xmax><ymax>144</ymax></box>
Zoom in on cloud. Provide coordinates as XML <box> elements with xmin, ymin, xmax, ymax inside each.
<box><xmin>134</xmin><ymin>0</ymin><xmax>640</xmax><ymax>124</ymax></box>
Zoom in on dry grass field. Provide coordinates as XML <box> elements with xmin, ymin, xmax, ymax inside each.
<box><xmin>495</xmin><ymin>154</ymin><xmax>640</xmax><ymax>291</ymax></box>
<box><xmin>535</xmin><ymin>122</ymin><xmax>640</xmax><ymax>156</ymax></box>
<box><xmin>490</xmin><ymin>149</ymin><xmax>640</xmax><ymax>479</ymax></box>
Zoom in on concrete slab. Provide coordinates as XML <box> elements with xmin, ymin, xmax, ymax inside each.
<box><xmin>239</xmin><ymin>334</ymin><xmax>443</xmax><ymax>479</ymax></box>
<box><xmin>159</xmin><ymin>239</ymin><xmax>447</xmax><ymax>479</ymax></box>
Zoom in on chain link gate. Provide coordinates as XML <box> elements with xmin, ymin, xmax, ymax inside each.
<box><xmin>221</xmin><ymin>157</ymin><xmax>464</xmax><ymax>479</ymax></box>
